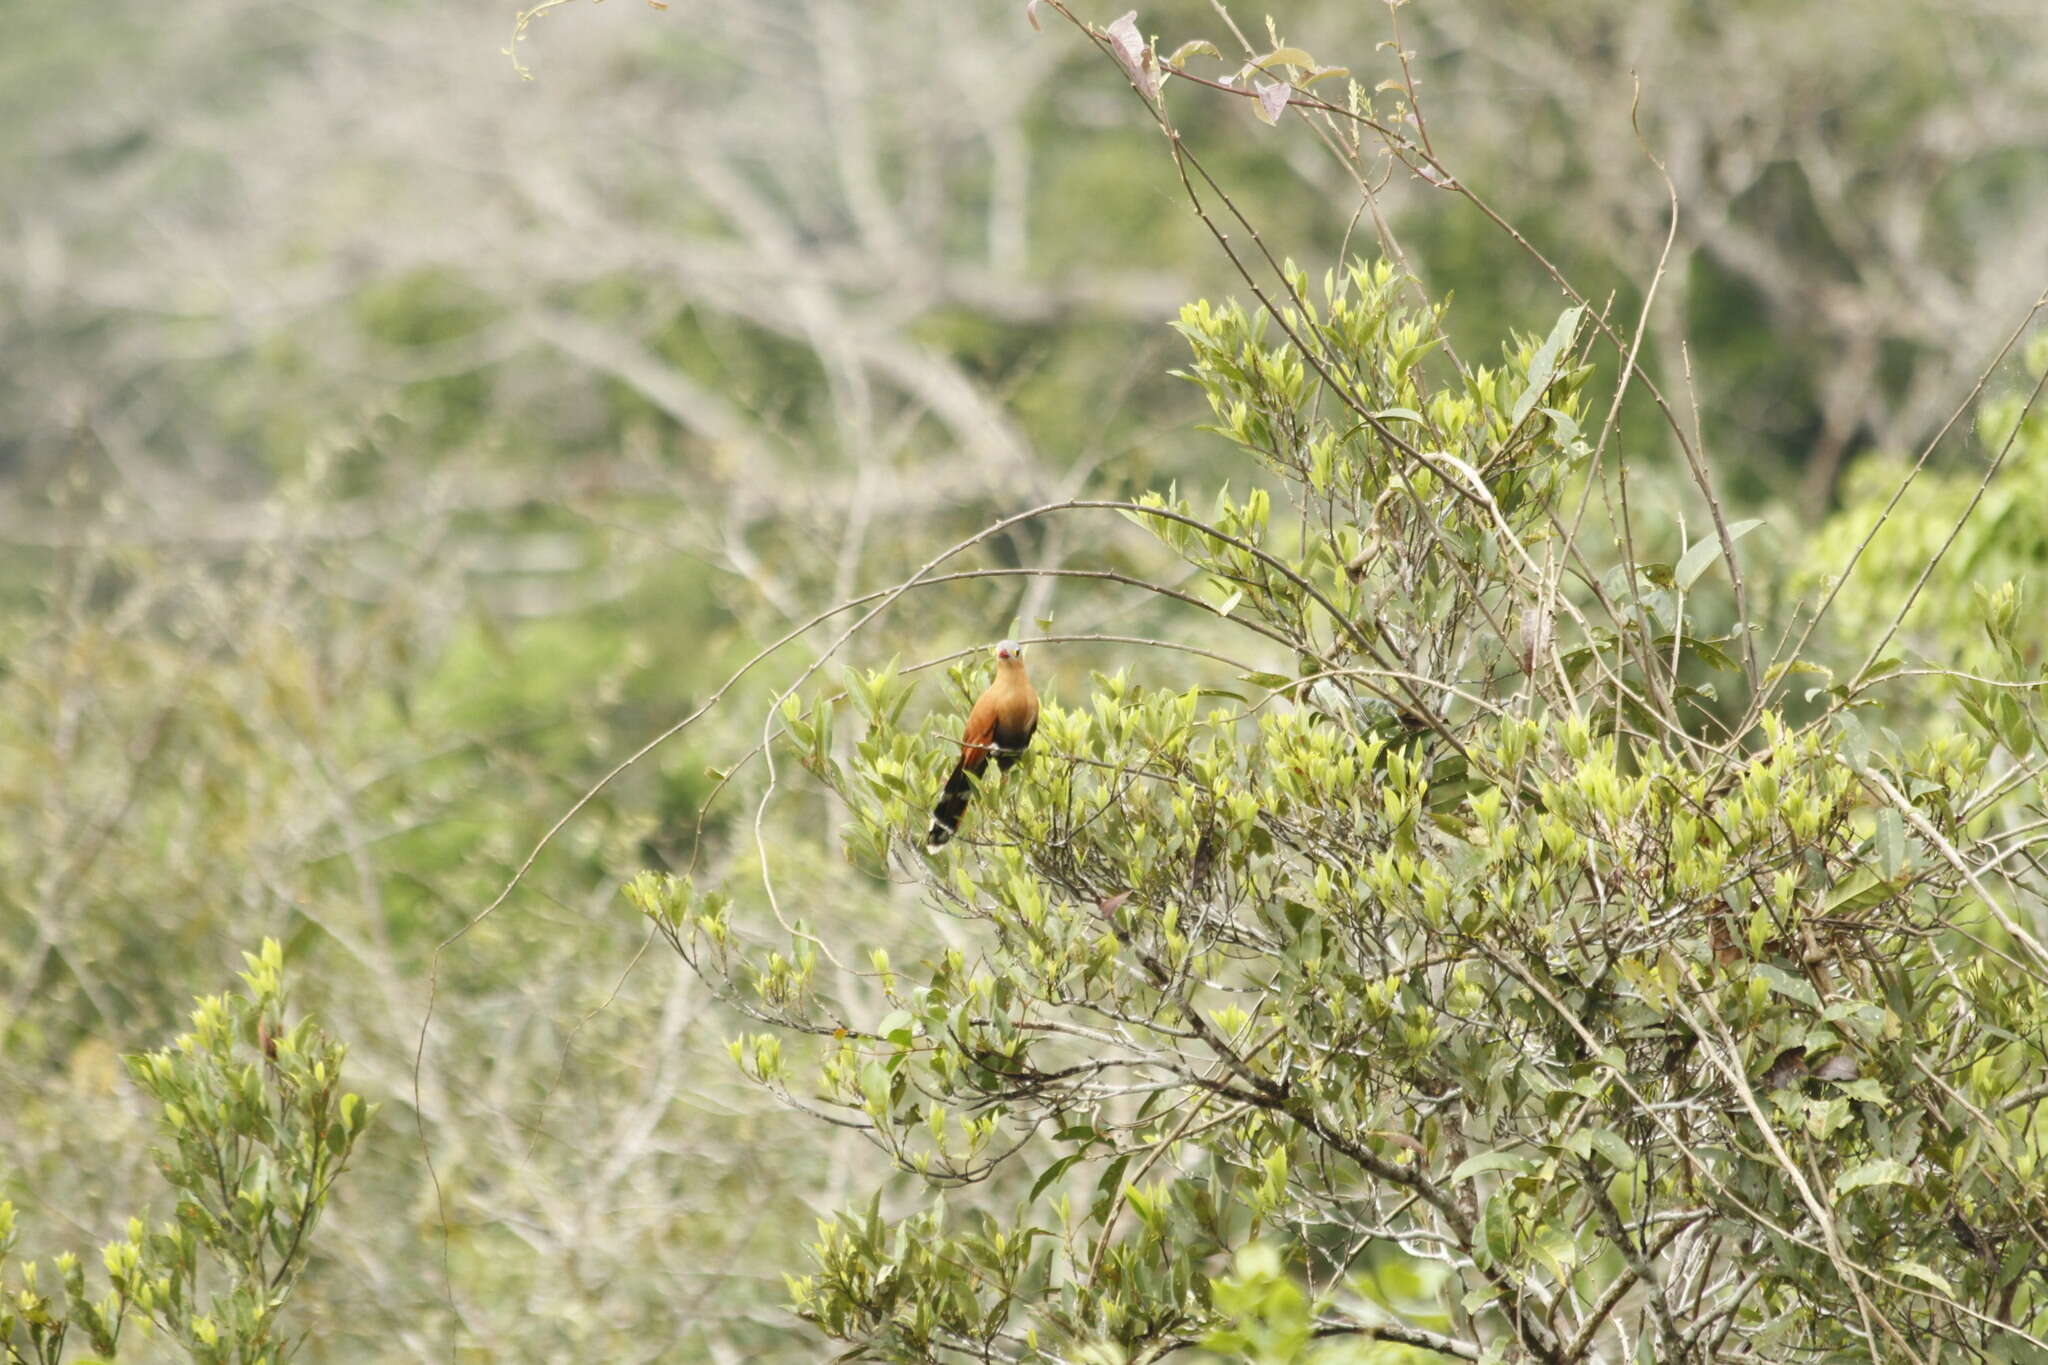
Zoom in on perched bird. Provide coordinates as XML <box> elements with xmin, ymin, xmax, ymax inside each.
<box><xmin>926</xmin><ymin>639</ymin><xmax>1039</xmax><ymax>851</ymax></box>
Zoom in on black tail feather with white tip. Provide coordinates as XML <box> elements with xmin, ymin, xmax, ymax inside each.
<box><xmin>926</xmin><ymin>763</ymin><xmax>977</xmax><ymax>850</ymax></box>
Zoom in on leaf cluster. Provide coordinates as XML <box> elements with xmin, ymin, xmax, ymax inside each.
<box><xmin>1</xmin><ymin>941</ymin><xmax>373</xmax><ymax>1365</ymax></box>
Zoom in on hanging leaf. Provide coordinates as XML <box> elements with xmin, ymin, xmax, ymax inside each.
<box><xmin>1029</xmin><ymin>1152</ymin><xmax>1084</xmax><ymax>1203</ymax></box>
<box><xmin>1252</xmin><ymin>80</ymin><xmax>1291</xmax><ymax>125</ymax></box>
<box><xmin>1102</xmin><ymin>12</ymin><xmax>1159</xmax><ymax>99</ymax></box>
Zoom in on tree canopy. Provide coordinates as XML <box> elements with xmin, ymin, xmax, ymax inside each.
<box><xmin>635</xmin><ymin>8</ymin><xmax>2048</xmax><ymax>1362</ymax></box>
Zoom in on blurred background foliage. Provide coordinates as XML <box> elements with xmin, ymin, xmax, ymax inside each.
<box><xmin>0</xmin><ymin>0</ymin><xmax>2042</xmax><ymax>1359</ymax></box>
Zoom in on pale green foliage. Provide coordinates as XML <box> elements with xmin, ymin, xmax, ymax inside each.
<box><xmin>651</xmin><ymin>254</ymin><xmax>2048</xmax><ymax>1363</ymax></box>
<box><xmin>0</xmin><ymin>460</ymin><xmax>856</xmax><ymax>1361</ymax></box>
<box><xmin>1201</xmin><ymin>1243</ymin><xmax>1443</xmax><ymax>1364</ymax></box>
<box><xmin>1794</xmin><ymin>332</ymin><xmax>2048</xmax><ymax>685</ymax></box>
<box><xmin>0</xmin><ymin>941</ymin><xmax>373</xmax><ymax>1365</ymax></box>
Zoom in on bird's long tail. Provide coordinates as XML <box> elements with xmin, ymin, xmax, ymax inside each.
<box><xmin>926</xmin><ymin>761</ymin><xmax>978</xmax><ymax>850</ymax></box>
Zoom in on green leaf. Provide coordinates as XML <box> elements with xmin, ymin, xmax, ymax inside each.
<box><xmin>1890</xmin><ymin>1260</ymin><xmax>1954</xmax><ymax>1298</ymax></box>
<box><xmin>1766</xmin><ymin>658</ymin><xmax>1831</xmax><ymax>686</ymax></box>
<box><xmin>859</xmin><ymin>1062</ymin><xmax>889</xmax><ymax>1115</ymax></box>
<box><xmin>1479</xmin><ymin>1189</ymin><xmax>1515</xmax><ymax>1265</ymax></box>
<box><xmin>1240</xmin><ymin>671</ymin><xmax>1295</xmax><ymax>692</ymax></box>
<box><xmin>878</xmin><ymin>1010</ymin><xmax>914</xmax><ymax>1047</ymax></box>
<box><xmin>1675</xmin><ymin>519</ymin><xmax>1765</xmax><ymax>591</ymax></box>
<box><xmin>1834</xmin><ymin>1158</ymin><xmax>1912</xmax><ymax>1198</ymax></box>
<box><xmin>1089</xmin><ymin>1153</ymin><xmax>1133</xmax><ymax>1227</ymax></box>
<box><xmin>1753</xmin><ymin>963</ymin><xmax>1819</xmax><ymax>1010</ymax></box>
<box><xmin>1451</xmin><ymin>1149</ymin><xmax>1536</xmax><ymax>1183</ymax></box>
<box><xmin>1876</xmin><ymin>808</ymin><xmax>1906</xmax><ymax>878</ymax></box>
<box><xmin>1582</xmin><ymin>1127</ymin><xmax>1637</xmax><ymax>1171</ymax></box>
<box><xmin>1999</xmin><ymin>692</ymin><xmax>2036</xmax><ymax>757</ymax></box>
<box><xmin>1393</xmin><ymin>337</ymin><xmax>1445</xmax><ymax>373</ymax></box>
<box><xmin>1682</xmin><ymin>635</ymin><xmax>1741</xmax><ymax>673</ymax></box>
<box><xmin>1244</xmin><ymin>46</ymin><xmax>1315</xmax><ymax>72</ymax></box>
<box><xmin>1826</xmin><ymin>868</ymin><xmax>1897</xmax><ymax>916</ymax></box>
<box><xmin>1029</xmin><ymin>1153</ymin><xmax>1084</xmax><ymax>1204</ymax></box>
<box><xmin>1510</xmin><ymin>306</ymin><xmax>1583</xmax><ymax>429</ymax></box>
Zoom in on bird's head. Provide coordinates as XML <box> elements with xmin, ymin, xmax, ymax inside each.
<box><xmin>995</xmin><ymin>638</ymin><xmax>1023</xmax><ymax>662</ymax></box>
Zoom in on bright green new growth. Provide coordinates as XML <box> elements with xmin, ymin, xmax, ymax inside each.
<box><xmin>0</xmin><ymin>940</ymin><xmax>375</xmax><ymax>1365</ymax></box>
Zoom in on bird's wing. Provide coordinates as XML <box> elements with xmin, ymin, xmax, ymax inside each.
<box><xmin>956</xmin><ymin>687</ymin><xmax>1001</xmax><ymax>772</ymax></box>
